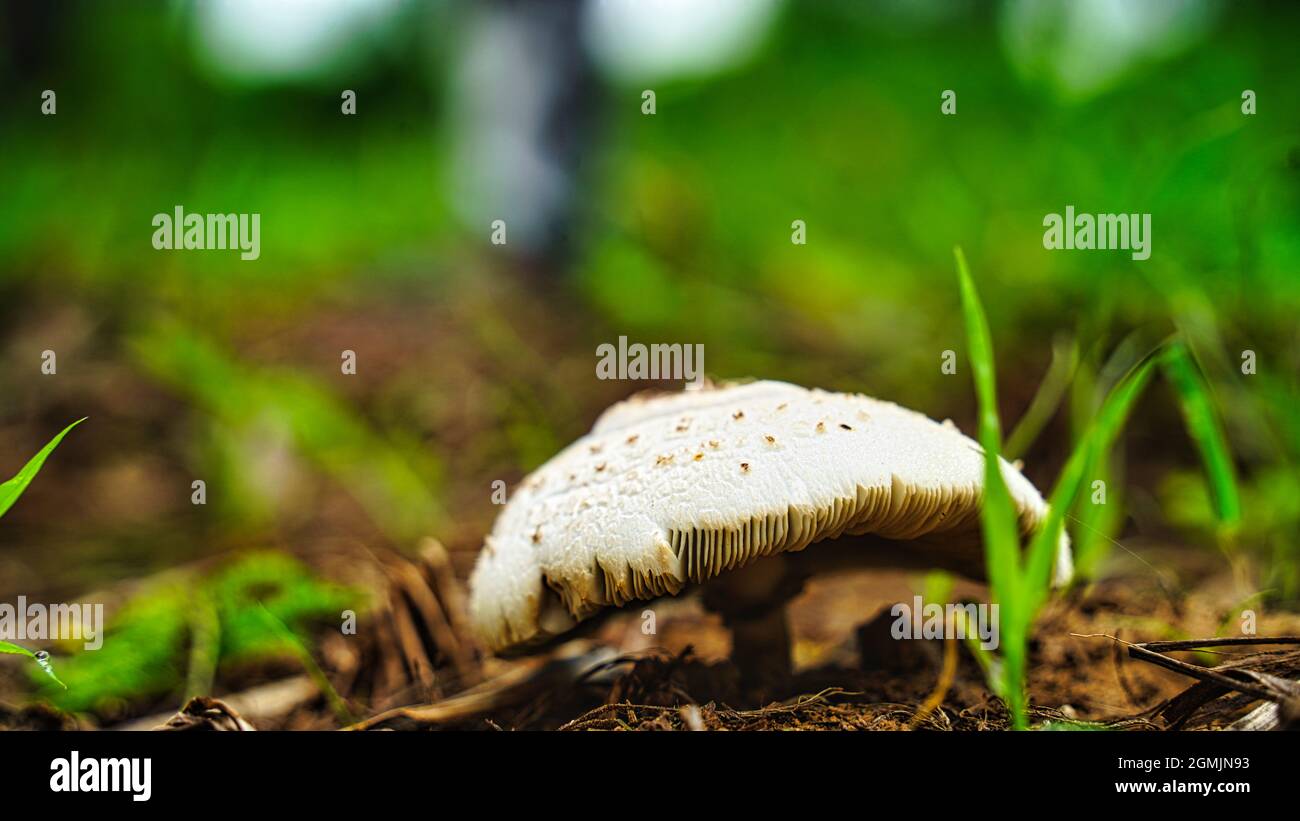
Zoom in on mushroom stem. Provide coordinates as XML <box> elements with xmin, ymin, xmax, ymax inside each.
<box><xmin>724</xmin><ymin>604</ymin><xmax>793</xmax><ymax>688</ymax></box>
<box><xmin>701</xmin><ymin>555</ymin><xmax>804</xmax><ymax>690</ymax></box>
<box><xmin>700</xmin><ymin>534</ymin><xmax>989</xmax><ymax>690</ymax></box>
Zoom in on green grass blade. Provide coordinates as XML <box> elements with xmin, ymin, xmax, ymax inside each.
<box><xmin>184</xmin><ymin>591</ymin><xmax>221</xmax><ymax>701</ymax></box>
<box><xmin>0</xmin><ymin>418</ymin><xmax>86</xmax><ymax>519</ymax></box>
<box><xmin>0</xmin><ymin>641</ymin><xmax>68</xmax><ymax>689</ymax></box>
<box><xmin>1005</xmin><ymin>335</ymin><xmax>1078</xmax><ymax>461</ymax></box>
<box><xmin>256</xmin><ymin>605</ymin><xmax>354</xmax><ymax>726</ymax></box>
<box><xmin>1071</xmin><ymin>452</ymin><xmax>1124</xmax><ymax>579</ymax></box>
<box><xmin>1161</xmin><ymin>343</ymin><xmax>1242</xmax><ymax>533</ymax></box>
<box><xmin>0</xmin><ymin>640</ymin><xmax>35</xmax><ymax>658</ymax></box>
<box><xmin>954</xmin><ymin>248</ymin><xmax>1022</xmax><ymax>597</ymax></box>
<box><xmin>1025</xmin><ymin>355</ymin><xmax>1158</xmax><ymax>606</ymax></box>
<box><xmin>955</xmin><ymin>247</ymin><xmax>1028</xmax><ymax>728</ymax></box>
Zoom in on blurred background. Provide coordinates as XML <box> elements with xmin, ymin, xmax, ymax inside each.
<box><xmin>1</xmin><ymin>0</ymin><xmax>1297</xmax><ymax>722</ymax></box>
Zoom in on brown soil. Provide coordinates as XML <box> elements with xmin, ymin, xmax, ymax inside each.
<box><xmin>249</xmin><ymin>563</ymin><xmax>1300</xmax><ymax>731</ymax></box>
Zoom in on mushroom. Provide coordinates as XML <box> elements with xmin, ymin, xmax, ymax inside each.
<box><xmin>469</xmin><ymin>380</ymin><xmax>1069</xmax><ymax>685</ymax></box>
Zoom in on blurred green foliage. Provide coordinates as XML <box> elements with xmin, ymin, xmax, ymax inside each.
<box><xmin>5</xmin><ymin>5</ymin><xmax>1294</xmax><ymax>390</ymax></box>
<box><xmin>130</xmin><ymin>321</ymin><xmax>444</xmax><ymax>542</ymax></box>
<box><xmin>36</xmin><ymin>552</ymin><xmax>360</xmax><ymax>714</ymax></box>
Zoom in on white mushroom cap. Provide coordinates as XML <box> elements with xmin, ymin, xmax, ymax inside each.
<box><xmin>469</xmin><ymin>380</ymin><xmax>1070</xmax><ymax>653</ymax></box>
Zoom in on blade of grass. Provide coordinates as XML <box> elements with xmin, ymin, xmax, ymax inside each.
<box><xmin>0</xmin><ymin>418</ymin><xmax>85</xmax><ymax>519</ymax></box>
<box><xmin>1005</xmin><ymin>335</ymin><xmax>1078</xmax><ymax>461</ymax></box>
<box><xmin>1161</xmin><ymin>343</ymin><xmax>1242</xmax><ymax>536</ymax></box>
<box><xmin>954</xmin><ymin>248</ymin><xmax>1022</xmax><ymax>600</ymax></box>
<box><xmin>953</xmin><ymin>251</ymin><xmax>1164</xmax><ymax>730</ymax></box>
<box><xmin>0</xmin><ymin>641</ymin><xmax>36</xmax><ymax>658</ymax></box>
<box><xmin>256</xmin><ymin>605</ymin><xmax>354</xmax><ymax>726</ymax></box>
<box><xmin>1071</xmin><ymin>449</ymin><xmax>1123</xmax><ymax>579</ymax></box>
<box><xmin>0</xmin><ymin>641</ymin><xmax>67</xmax><ymax>689</ymax></box>
<box><xmin>1025</xmin><ymin>355</ymin><xmax>1159</xmax><ymax>607</ymax></box>
<box><xmin>184</xmin><ymin>591</ymin><xmax>220</xmax><ymax>701</ymax></box>
<box><xmin>920</xmin><ymin>570</ymin><xmax>955</xmax><ymax>609</ymax></box>
<box><xmin>954</xmin><ymin>247</ymin><xmax>1027</xmax><ymax>728</ymax></box>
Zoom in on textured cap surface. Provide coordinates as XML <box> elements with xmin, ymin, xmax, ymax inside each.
<box><xmin>469</xmin><ymin>380</ymin><xmax>1069</xmax><ymax>653</ymax></box>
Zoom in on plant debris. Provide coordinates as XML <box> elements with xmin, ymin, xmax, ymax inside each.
<box><xmin>156</xmin><ymin>696</ymin><xmax>255</xmax><ymax>731</ymax></box>
<box><xmin>1076</xmin><ymin>634</ymin><xmax>1300</xmax><ymax>730</ymax></box>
